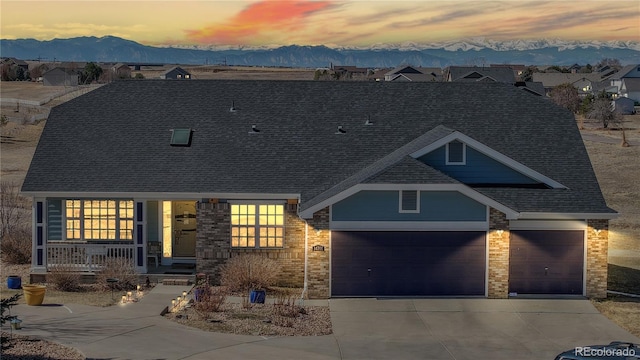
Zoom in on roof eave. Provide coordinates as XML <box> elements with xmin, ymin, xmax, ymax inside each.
<box><xmin>20</xmin><ymin>191</ymin><xmax>301</xmax><ymax>201</ymax></box>
<box><xmin>514</xmin><ymin>212</ymin><xmax>619</xmax><ymax>220</ymax></box>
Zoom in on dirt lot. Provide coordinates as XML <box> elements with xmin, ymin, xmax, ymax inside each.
<box><xmin>134</xmin><ymin>64</ymin><xmax>316</xmax><ymax>80</ymax></box>
<box><xmin>581</xmin><ymin>115</ymin><xmax>640</xmax><ymax>269</ymax></box>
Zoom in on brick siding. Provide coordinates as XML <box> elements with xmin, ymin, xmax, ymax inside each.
<box><xmin>195</xmin><ymin>202</ymin><xmax>330</xmax><ymax>298</ymax></box>
<box><xmin>488</xmin><ymin>208</ymin><xmax>510</xmax><ymax>298</ymax></box>
<box><xmin>586</xmin><ymin>219</ymin><xmax>609</xmax><ymax>298</ymax></box>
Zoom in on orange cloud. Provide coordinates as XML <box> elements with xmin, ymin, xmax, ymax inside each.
<box><xmin>185</xmin><ymin>0</ymin><xmax>334</xmax><ymax>45</ymax></box>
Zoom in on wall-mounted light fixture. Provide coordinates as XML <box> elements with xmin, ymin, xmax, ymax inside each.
<box><xmin>594</xmin><ymin>229</ymin><xmax>602</xmax><ymax>235</ymax></box>
<box><xmin>496</xmin><ymin>229</ymin><xmax>504</xmax><ymax>236</ymax></box>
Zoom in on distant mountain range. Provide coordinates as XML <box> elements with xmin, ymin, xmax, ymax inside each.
<box><xmin>1</xmin><ymin>36</ymin><xmax>639</xmax><ymax>68</ymax></box>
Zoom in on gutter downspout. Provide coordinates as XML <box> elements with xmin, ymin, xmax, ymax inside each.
<box><xmin>301</xmin><ymin>219</ymin><xmax>309</xmax><ymax>305</ymax></box>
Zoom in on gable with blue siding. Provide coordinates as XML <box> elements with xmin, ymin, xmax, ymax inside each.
<box><xmin>419</xmin><ymin>144</ymin><xmax>539</xmax><ymax>185</ymax></box>
<box><xmin>332</xmin><ymin>190</ymin><xmax>486</xmax><ymax>221</ymax></box>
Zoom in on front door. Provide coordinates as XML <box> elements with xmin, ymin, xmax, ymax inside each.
<box><xmin>162</xmin><ymin>200</ymin><xmax>197</xmax><ymax>260</ymax></box>
<box><xmin>172</xmin><ymin>201</ymin><xmax>197</xmax><ymax>257</ymax></box>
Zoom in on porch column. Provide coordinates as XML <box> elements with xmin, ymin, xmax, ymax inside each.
<box><xmin>31</xmin><ymin>198</ymin><xmax>47</xmax><ymax>273</ymax></box>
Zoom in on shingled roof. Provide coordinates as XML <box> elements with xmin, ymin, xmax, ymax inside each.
<box><xmin>22</xmin><ymin>80</ymin><xmax>614</xmax><ymax>217</ymax></box>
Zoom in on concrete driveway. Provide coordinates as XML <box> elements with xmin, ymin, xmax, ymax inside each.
<box><xmin>11</xmin><ymin>285</ymin><xmax>640</xmax><ymax>360</ymax></box>
<box><xmin>330</xmin><ymin>298</ymin><xmax>640</xmax><ymax>360</ymax></box>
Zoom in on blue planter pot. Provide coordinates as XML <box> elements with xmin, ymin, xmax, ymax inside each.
<box><xmin>194</xmin><ymin>288</ymin><xmax>204</xmax><ymax>302</ymax></box>
<box><xmin>250</xmin><ymin>290</ymin><xmax>266</xmax><ymax>304</ymax></box>
<box><xmin>7</xmin><ymin>276</ymin><xmax>22</xmax><ymax>289</ymax></box>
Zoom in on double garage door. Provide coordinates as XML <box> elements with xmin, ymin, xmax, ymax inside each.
<box><xmin>331</xmin><ymin>230</ymin><xmax>584</xmax><ymax>297</ymax></box>
<box><xmin>332</xmin><ymin>231</ymin><xmax>486</xmax><ymax>297</ymax></box>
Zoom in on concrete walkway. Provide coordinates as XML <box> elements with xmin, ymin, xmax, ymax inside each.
<box><xmin>10</xmin><ymin>285</ymin><xmax>640</xmax><ymax>360</ymax></box>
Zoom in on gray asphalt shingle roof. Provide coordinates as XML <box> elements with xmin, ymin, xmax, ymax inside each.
<box><xmin>22</xmin><ymin>80</ymin><xmax>614</xmax><ymax>216</ymax></box>
<box><xmin>447</xmin><ymin>66</ymin><xmax>516</xmax><ymax>84</ymax></box>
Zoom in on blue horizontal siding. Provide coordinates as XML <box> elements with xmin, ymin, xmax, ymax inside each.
<box><xmin>332</xmin><ymin>190</ymin><xmax>486</xmax><ymax>221</ymax></box>
<box><xmin>147</xmin><ymin>201</ymin><xmax>159</xmax><ymax>242</ymax></box>
<box><xmin>419</xmin><ymin>145</ymin><xmax>537</xmax><ymax>184</ymax></box>
<box><xmin>47</xmin><ymin>199</ymin><xmax>63</xmax><ymax>240</ymax></box>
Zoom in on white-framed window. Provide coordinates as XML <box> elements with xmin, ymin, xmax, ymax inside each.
<box><xmin>231</xmin><ymin>204</ymin><xmax>285</xmax><ymax>248</ymax></box>
<box><xmin>65</xmin><ymin>200</ymin><xmax>134</xmax><ymax>241</ymax></box>
<box><xmin>446</xmin><ymin>140</ymin><xmax>466</xmax><ymax>165</ymax></box>
<box><xmin>399</xmin><ymin>190</ymin><xmax>420</xmax><ymax>213</ymax></box>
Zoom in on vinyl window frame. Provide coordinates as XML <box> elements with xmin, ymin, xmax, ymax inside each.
<box><xmin>230</xmin><ymin>203</ymin><xmax>285</xmax><ymax>249</ymax></box>
<box><xmin>399</xmin><ymin>190</ymin><xmax>420</xmax><ymax>213</ymax></box>
<box><xmin>446</xmin><ymin>140</ymin><xmax>466</xmax><ymax>165</ymax></box>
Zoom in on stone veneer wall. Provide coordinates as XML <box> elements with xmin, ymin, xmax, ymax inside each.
<box><xmin>487</xmin><ymin>208</ymin><xmax>510</xmax><ymax>298</ymax></box>
<box><xmin>304</xmin><ymin>207</ymin><xmax>331</xmax><ymax>299</ymax></box>
<box><xmin>586</xmin><ymin>219</ymin><xmax>609</xmax><ymax>299</ymax></box>
<box><xmin>195</xmin><ymin>202</ymin><xmax>306</xmax><ymax>288</ymax></box>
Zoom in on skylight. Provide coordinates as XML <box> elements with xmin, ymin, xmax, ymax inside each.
<box><xmin>170</xmin><ymin>128</ymin><xmax>193</xmax><ymax>147</ymax></box>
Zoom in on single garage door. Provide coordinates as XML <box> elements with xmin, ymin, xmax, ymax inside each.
<box><xmin>509</xmin><ymin>230</ymin><xmax>584</xmax><ymax>295</ymax></box>
<box><xmin>332</xmin><ymin>231</ymin><xmax>486</xmax><ymax>297</ymax></box>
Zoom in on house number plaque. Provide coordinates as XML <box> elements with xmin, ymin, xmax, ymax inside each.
<box><xmin>312</xmin><ymin>245</ymin><xmax>325</xmax><ymax>251</ymax></box>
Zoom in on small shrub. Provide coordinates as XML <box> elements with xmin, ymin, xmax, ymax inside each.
<box><xmin>241</xmin><ymin>294</ymin><xmax>252</xmax><ymax>309</ymax></box>
<box><xmin>48</xmin><ymin>265</ymin><xmax>82</xmax><ymax>291</ymax></box>
<box><xmin>0</xmin><ymin>224</ymin><xmax>32</xmax><ymax>265</ymax></box>
<box><xmin>272</xmin><ymin>288</ymin><xmax>302</xmax><ymax>318</ymax></box>
<box><xmin>193</xmin><ymin>286</ymin><xmax>227</xmax><ymax>319</ymax></box>
<box><xmin>95</xmin><ymin>257</ymin><xmax>137</xmax><ymax>291</ymax></box>
<box><xmin>1</xmin><ymin>293</ymin><xmax>22</xmax><ymax>350</ymax></box>
<box><xmin>272</xmin><ymin>314</ymin><xmax>296</xmax><ymax>328</ymax></box>
<box><xmin>219</xmin><ymin>254</ymin><xmax>280</xmax><ymax>292</ymax></box>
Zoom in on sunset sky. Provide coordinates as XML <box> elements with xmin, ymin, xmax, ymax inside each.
<box><xmin>1</xmin><ymin>0</ymin><xmax>639</xmax><ymax>47</ymax></box>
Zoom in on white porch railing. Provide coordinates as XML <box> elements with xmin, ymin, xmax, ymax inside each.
<box><xmin>47</xmin><ymin>243</ymin><xmax>136</xmax><ymax>272</ymax></box>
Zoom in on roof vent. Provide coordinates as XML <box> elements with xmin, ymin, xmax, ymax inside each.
<box><xmin>364</xmin><ymin>115</ymin><xmax>373</xmax><ymax>126</ymax></box>
<box><xmin>335</xmin><ymin>125</ymin><xmax>346</xmax><ymax>134</ymax></box>
<box><xmin>229</xmin><ymin>101</ymin><xmax>237</xmax><ymax>113</ymax></box>
<box><xmin>249</xmin><ymin>124</ymin><xmax>260</xmax><ymax>134</ymax></box>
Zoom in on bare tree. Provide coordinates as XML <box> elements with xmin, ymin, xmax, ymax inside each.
<box><xmin>586</xmin><ymin>98</ymin><xmax>628</xmax><ymax>146</ymax></box>
<box><xmin>587</xmin><ymin>97</ymin><xmax>618</xmax><ymax>128</ymax></box>
<box><xmin>0</xmin><ymin>181</ymin><xmax>29</xmax><ymax>239</ymax></box>
<box><xmin>550</xmin><ymin>83</ymin><xmax>580</xmax><ymax>113</ymax></box>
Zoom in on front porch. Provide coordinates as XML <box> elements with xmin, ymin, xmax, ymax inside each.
<box><xmin>32</xmin><ymin>242</ymin><xmax>195</xmax><ymax>280</ymax></box>
<box><xmin>30</xmin><ymin>242</ymin><xmax>196</xmax><ymax>285</ymax></box>
<box><xmin>30</xmin><ymin>199</ymin><xmax>198</xmax><ymax>276</ymax></box>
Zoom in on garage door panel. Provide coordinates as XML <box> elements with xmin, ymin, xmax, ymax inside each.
<box><xmin>332</xmin><ymin>231</ymin><xmax>486</xmax><ymax>297</ymax></box>
<box><xmin>509</xmin><ymin>230</ymin><xmax>584</xmax><ymax>295</ymax></box>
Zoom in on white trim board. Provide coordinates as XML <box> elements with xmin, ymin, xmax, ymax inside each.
<box><xmin>509</xmin><ymin>220</ymin><xmax>587</xmax><ymax>230</ymax></box>
<box><xmin>330</xmin><ymin>221</ymin><xmax>488</xmax><ymax>231</ymax></box>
